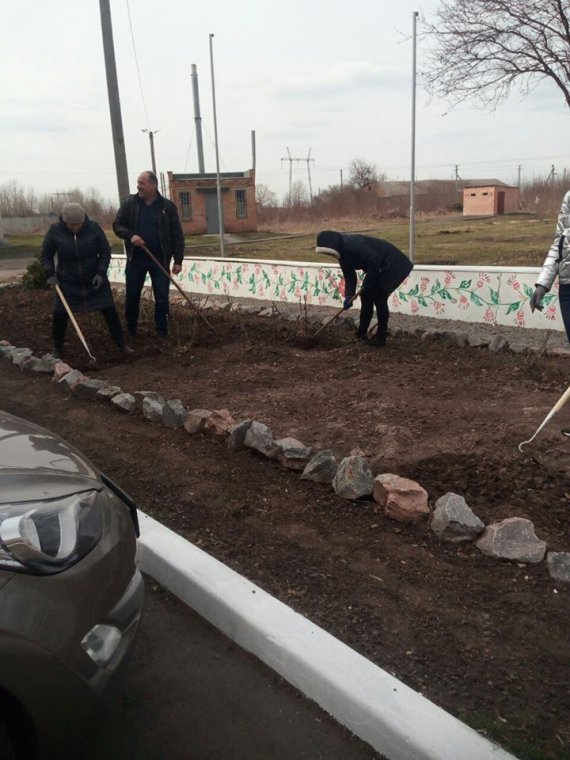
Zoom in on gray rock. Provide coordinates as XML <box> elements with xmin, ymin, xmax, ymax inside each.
<box><xmin>74</xmin><ymin>378</ymin><xmax>107</xmax><ymax>398</ymax></box>
<box><xmin>244</xmin><ymin>421</ymin><xmax>278</xmax><ymax>458</ymax></box>
<box><xmin>301</xmin><ymin>449</ymin><xmax>338</xmax><ymax>484</ymax></box>
<box><xmin>111</xmin><ymin>393</ymin><xmax>137</xmax><ymax>413</ymax></box>
<box><xmin>431</xmin><ymin>492</ymin><xmax>485</xmax><ymax>543</ymax></box>
<box><xmin>162</xmin><ymin>399</ymin><xmax>188</xmax><ymax>429</ymax></box>
<box><xmin>227</xmin><ymin>420</ymin><xmax>253</xmax><ymax>451</ymax></box>
<box><xmin>468</xmin><ymin>335</ymin><xmax>489</xmax><ymax>348</ymax></box>
<box><xmin>547</xmin><ymin>552</ymin><xmax>570</xmax><ymax>583</ymax></box>
<box><xmin>488</xmin><ymin>335</ymin><xmax>510</xmax><ymax>353</ymax></box>
<box><xmin>274</xmin><ymin>437</ymin><xmax>313</xmax><ymax>470</ymax></box>
<box><xmin>58</xmin><ymin>369</ymin><xmax>84</xmax><ymax>388</ymax></box>
<box><xmin>476</xmin><ymin>517</ymin><xmax>547</xmax><ymax>564</ymax></box>
<box><xmin>134</xmin><ymin>390</ymin><xmax>166</xmax><ymax>409</ymax></box>
<box><xmin>420</xmin><ymin>330</ymin><xmax>438</xmax><ymax>342</ymax></box>
<box><xmin>97</xmin><ymin>385</ymin><xmax>123</xmax><ymax>401</ymax></box>
<box><xmin>184</xmin><ymin>409</ymin><xmax>212</xmax><ymax>434</ymax></box>
<box><xmin>40</xmin><ymin>353</ymin><xmax>58</xmax><ymax>368</ymax></box>
<box><xmin>30</xmin><ymin>358</ymin><xmax>57</xmax><ymax>374</ymax></box>
<box><xmin>143</xmin><ymin>397</ymin><xmax>165</xmax><ymax>422</ymax></box>
<box><xmin>449</xmin><ymin>332</ymin><xmax>469</xmax><ymax>348</ymax></box>
<box><xmin>333</xmin><ymin>456</ymin><xmax>374</xmax><ymax>500</ymax></box>
<box><xmin>18</xmin><ymin>355</ymin><xmax>40</xmax><ymax>370</ymax></box>
<box><xmin>0</xmin><ymin>344</ymin><xmax>16</xmax><ymax>358</ymax></box>
<box><xmin>258</xmin><ymin>308</ymin><xmax>274</xmax><ymax>318</ymax></box>
<box><xmin>11</xmin><ymin>347</ymin><xmax>33</xmax><ymax>366</ymax></box>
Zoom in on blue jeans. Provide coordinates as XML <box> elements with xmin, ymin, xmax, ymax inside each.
<box><xmin>125</xmin><ymin>256</ymin><xmax>170</xmax><ymax>335</ymax></box>
<box><xmin>559</xmin><ymin>284</ymin><xmax>570</xmax><ymax>343</ymax></box>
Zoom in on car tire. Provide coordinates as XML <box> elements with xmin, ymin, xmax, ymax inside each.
<box><xmin>0</xmin><ymin>692</ymin><xmax>36</xmax><ymax>760</ymax></box>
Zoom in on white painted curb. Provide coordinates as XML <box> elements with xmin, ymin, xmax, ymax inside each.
<box><xmin>136</xmin><ymin>512</ymin><xmax>518</xmax><ymax>760</ymax></box>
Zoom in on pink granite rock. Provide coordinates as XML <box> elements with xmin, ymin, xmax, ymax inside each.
<box><xmin>373</xmin><ymin>473</ymin><xmax>430</xmax><ymax>523</ymax></box>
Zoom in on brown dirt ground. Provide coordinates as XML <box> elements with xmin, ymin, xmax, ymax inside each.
<box><xmin>1</xmin><ymin>285</ymin><xmax>570</xmax><ymax>760</ymax></box>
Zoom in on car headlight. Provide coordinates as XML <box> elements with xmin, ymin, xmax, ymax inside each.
<box><xmin>0</xmin><ymin>490</ymin><xmax>103</xmax><ymax>574</ymax></box>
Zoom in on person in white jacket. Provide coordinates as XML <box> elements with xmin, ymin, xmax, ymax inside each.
<box><xmin>530</xmin><ymin>190</ymin><xmax>570</xmax><ymax>341</ymax></box>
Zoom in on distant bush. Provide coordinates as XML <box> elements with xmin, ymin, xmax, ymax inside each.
<box><xmin>21</xmin><ymin>257</ymin><xmax>47</xmax><ymax>289</ymax></box>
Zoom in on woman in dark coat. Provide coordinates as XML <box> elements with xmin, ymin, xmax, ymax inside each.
<box><xmin>40</xmin><ymin>202</ymin><xmax>131</xmax><ymax>358</ymax></box>
<box><xmin>316</xmin><ymin>230</ymin><xmax>413</xmax><ymax>346</ymax></box>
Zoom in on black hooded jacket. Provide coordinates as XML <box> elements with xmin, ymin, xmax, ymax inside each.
<box><xmin>316</xmin><ymin>231</ymin><xmax>413</xmax><ymax>298</ymax></box>
<box><xmin>40</xmin><ymin>216</ymin><xmax>115</xmax><ymax>313</ymax></box>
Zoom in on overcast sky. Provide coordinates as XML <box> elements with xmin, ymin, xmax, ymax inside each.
<box><xmin>2</xmin><ymin>0</ymin><xmax>570</xmax><ymax>205</ymax></box>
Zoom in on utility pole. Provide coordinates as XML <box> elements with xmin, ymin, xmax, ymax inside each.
<box><xmin>209</xmin><ymin>33</ymin><xmax>225</xmax><ymax>257</ymax></box>
<box><xmin>339</xmin><ymin>169</ymin><xmax>343</xmax><ymax>189</ymax></box>
<box><xmin>517</xmin><ymin>164</ymin><xmax>522</xmax><ymax>187</ymax></box>
<box><xmin>454</xmin><ymin>164</ymin><xmax>460</xmax><ymax>198</ymax></box>
<box><xmin>281</xmin><ymin>147</ymin><xmax>293</xmax><ymax>203</ymax></box>
<box><xmin>409</xmin><ymin>10</ymin><xmax>419</xmax><ymax>263</ymax></box>
<box><xmin>142</xmin><ymin>129</ymin><xmax>160</xmax><ymax>175</ymax></box>
<box><xmin>160</xmin><ymin>172</ymin><xmax>167</xmax><ymax>197</ymax></box>
<box><xmin>99</xmin><ymin>0</ymin><xmax>130</xmax><ymax>202</ymax></box>
<box><xmin>280</xmin><ymin>147</ymin><xmax>315</xmax><ymax>204</ymax></box>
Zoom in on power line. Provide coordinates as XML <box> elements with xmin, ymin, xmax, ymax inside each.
<box><xmin>126</xmin><ymin>0</ymin><xmax>151</xmax><ymax>129</ymax></box>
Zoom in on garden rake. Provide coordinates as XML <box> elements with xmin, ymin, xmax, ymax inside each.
<box><xmin>518</xmin><ymin>383</ymin><xmax>570</xmax><ymax>453</ymax></box>
<box><xmin>55</xmin><ymin>284</ymin><xmax>97</xmax><ymax>364</ymax></box>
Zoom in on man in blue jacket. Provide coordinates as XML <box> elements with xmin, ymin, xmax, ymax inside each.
<box><xmin>113</xmin><ymin>171</ymin><xmax>185</xmax><ymax>338</ymax></box>
<box><xmin>316</xmin><ymin>230</ymin><xmax>413</xmax><ymax>347</ymax></box>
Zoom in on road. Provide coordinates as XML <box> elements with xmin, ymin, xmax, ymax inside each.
<box><xmin>87</xmin><ymin>580</ymin><xmax>381</xmax><ymax>760</ymax></box>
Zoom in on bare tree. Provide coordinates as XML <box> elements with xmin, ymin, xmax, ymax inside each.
<box><xmin>255</xmin><ymin>183</ymin><xmax>278</xmax><ymax>210</ymax></box>
<box><xmin>422</xmin><ymin>0</ymin><xmax>570</xmax><ymax>110</ymax></box>
<box><xmin>284</xmin><ymin>179</ymin><xmax>309</xmax><ymax>208</ymax></box>
<box><xmin>348</xmin><ymin>158</ymin><xmax>382</xmax><ymax>189</ymax></box>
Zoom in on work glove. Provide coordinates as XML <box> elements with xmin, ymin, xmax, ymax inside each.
<box><xmin>92</xmin><ymin>274</ymin><xmax>104</xmax><ymax>290</ymax></box>
<box><xmin>343</xmin><ymin>296</ymin><xmax>354</xmax><ymax>310</ymax></box>
<box><xmin>46</xmin><ymin>275</ymin><xmax>57</xmax><ymax>288</ymax></box>
<box><xmin>529</xmin><ymin>285</ymin><xmax>546</xmax><ymax>312</ymax></box>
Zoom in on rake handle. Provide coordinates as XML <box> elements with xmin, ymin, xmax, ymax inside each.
<box><xmin>140</xmin><ymin>245</ymin><xmax>214</xmax><ymax>330</ymax></box>
<box><xmin>55</xmin><ymin>283</ymin><xmax>96</xmax><ymax>362</ymax></box>
<box><xmin>310</xmin><ymin>289</ymin><xmax>362</xmax><ymax>339</ymax></box>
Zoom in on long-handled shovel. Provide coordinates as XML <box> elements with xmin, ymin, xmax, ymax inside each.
<box><xmin>55</xmin><ymin>283</ymin><xmax>97</xmax><ymax>363</ymax></box>
<box><xmin>518</xmin><ymin>383</ymin><xmax>570</xmax><ymax>453</ymax></box>
<box><xmin>309</xmin><ymin>289</ymin><xmax>362</xmax><ymax>340</ymax></box>
<box><xmin>140</xmin><ymin>244</ymin><xmax>214</xmax><ymax>330</ymax></box>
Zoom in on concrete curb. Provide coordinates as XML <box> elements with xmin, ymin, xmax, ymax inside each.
<box><xmin>136</xmin><ymin>512</ymin><xmax>518</xmax><ymax>760</ymax></box>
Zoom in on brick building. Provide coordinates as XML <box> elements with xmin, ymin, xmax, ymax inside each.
<box><xmin>168</xmin><ymin>170</ymin><xmax>257</xmax><ymax>235</ymax></box>
<box><xmin>463</xmin><ymin>180</ymin><xmax>520</xmax><ymax>216</ymax></box>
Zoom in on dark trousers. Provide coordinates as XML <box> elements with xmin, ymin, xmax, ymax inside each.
<box><xmin>559</xmin><ymin>284</ymin><xmax>570</xmax><ymax>343</ymax></box>
<box><xmin>125</xmin><ymin>256</ymin><xmax>170</xmax><ymax>335</ymax></box>
<box><xmin>53</xmin><ymin>308</ymin><xmax>125</xmax><ymax>350</ymax></box>
<box><xmin>357</xmin><ymin>269</ymin><xmax>408</xmax><ymax>341</ymax></box>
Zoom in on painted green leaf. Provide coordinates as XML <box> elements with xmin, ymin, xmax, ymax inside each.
<box><xmin>470</xmin><ymin>292</ymin><xmax>483</xmax><ymax>306</ymax></box>
<box><xmin>459</xmin><ymin>279</ymin><xmax>472</xmax><ymax>290</ymax></box>
<box><xmin>409</xmin><ymin>284</ymin><xmax>419</xmax><ymax>296</ymax></box>
<box><xmin>542</xmin><ymin>294</ymin><xmax>557</xmax><ymax>305</ymax></box>
<box><xmin>418</xmin><ymin>296</ymin><xmax>428</xmax><ymax>307</ymax></box>
<box><xmin>523</xmin><ymin>283</ymin><xmax>534</xmax><ymax>298</ymax></box>
<box><xmin>506</xmin><ymin>301</ymin><xmax>521</xmax><ymax>314</ymax></box>
<box><xmin>399</xmin><ymin>291</ymin><xmax>407</xmax><ymax>302</ymax></box>
<box><xmin>490</xmin><ymin>288</ymin><xmax>500</xmax><ymax>305</ymax></box>
<box><xmin>440</xmin><ymin>289</ymin><xmax>454</xmax><ymax>301</ymax></box>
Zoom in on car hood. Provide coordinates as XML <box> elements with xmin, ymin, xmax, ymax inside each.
<box><xmin>0</xmin><ymin>410</ymin><xmax>101</xmax><ymax>504</ymax></box>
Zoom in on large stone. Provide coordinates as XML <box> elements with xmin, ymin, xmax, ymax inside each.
<box><xmin>546</xmin><ymin>552</ymin><xmax>570</xmax><ymax>583</ymax></box>
<box><xmin>31</xmin><ymin>357</ymin><xmax>57</xmax><ymax>374</ymax></box>
<box><xmin>301</xmin><ymin>449</ymin><xmax>338</xmax><ymax>484</ymax></box>
<box><xmin>96</xmin><ymin>385</ymin><xmax>123</xmax><ymax>401</ymax></box>
<box><xmin>143</xmin><ymin>397</ymin><xmax>165</xmax><ymax>422</ymax></box>
<box><xmin>476</xmin><ymin>517</ymin><xmax>547</xmax><ymax>565</ymax></box>
<box><xmin>274</xmin><ymin>437</ymin><xmax>313</xmax><ymax>470</ymax></box>
<box><xmin>184</xmin><ymin>409</ymin><xmax>212</xmax><ymax>435</ymax></box>
<box><xmin>134</xmin><ymin>390</ymin><xmax>166</xmax><ymax>409</ymax></box>
<box><xmin>244</xmin><ymin>421</ymin><xmax>277</xmax><ymax>458</ymax></box>
<box><xmin>204</xmin><ymin>409</ymin><xmax>235</xmax><ymax>436</ymax></box>
<box><xmin>162</xmin><ymin>399</ymin><xmax>188</xmax><ymax>429</ymax></box>
<box><xmin>226</xmin><ymin>420</ymin><xmax>253</xmax><ymax>451</ymax></box>
<box><xmin>74</xmin><ymin>378</ymin><xmax>107</xmax><ymax>398</ymax></box>
<box><xmin>111</xmin><ymin>393</ymin><xmax>137</xmax><ymax>413</ymax></box>
<box><xmin>52</xmin><ymin>361</ymin><xmax>73</xmax><ymax>382</ymax></box>
<box><xmin>58</xmin><ymin>370</ymin><xmax>85</xmax><ymax>388</ymax></box>
<box><xmin>0</xmin><ymin>344</ymin><xmax>16</xmax><ymax>358</ymax></box>
<box><xmin>333</xmin><ymin>456</ymin><xmax>374</xmax><ymax>500</ymax></box>
<box><xmin>10</xmin><ymin>347</ymin><xmax>33</xmax><ymax>366</ymax></box>
<box><xmin>431</xmin><ymin>492</ymin><xmax>485</xmax><ymax>543</ymax></box>
<box><xmin>488</xmin><ymin>335</ymin><xmax>510</xmax><ymax>353</ymax></box>
<box><xmin>468</xmin><ymin>335</ymin><xmax>490</xmax><ymax>348</ymax></box>
<box><xmin>373</xmin><ymin>473</ymin><xmax>430</xmax><ymax>523</ymax></box>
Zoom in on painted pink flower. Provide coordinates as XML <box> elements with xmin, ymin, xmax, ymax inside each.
<box><xmin>434</xmin><ymin>301</ymin><xmax>444</xmax><ymax>314</ymax></box>
<box><xmin>194</xmin><ymin>274</ymin><xmax>200</xmax><ymax>284</ymax></box>
<box><xmin>295</xmin><ymin>287</ymin><xmax>301</xmax><ymax>298</ymax></box>
<box><xmin>459</xmin><ymin>294</ymin><xmax>469</xmax><ymax>310</ymax></box>
<box><xmin>233</xmin><ymin>280</ymin><xmax>239</xmax><ymax>290</ymax></box>
<box><xmin>553</xmin><ymin>280</ymin><xmax>560</xmax><ymax>292</ymax></box>
<box><xmin>444</xmin><ymin>271</ymin><xmax>455</xmax><ymax>286</ymax></box>
<box><xmin>226</xmin><ymin>263</ymin><xmax>233</xmax><ymax>271</ymax></box>
<box><xmin>255</xmin><ymin>265</ymin><xmax>261</xmax><ymax>275</ymax></box>
<box><xmin>411</xmin><ymin>300</ymin><xmax>419</xmax><ymax>314</ymax></box>
<box><xmin>272</xmin><ymin>266</ymin><xmax>278</xmax><ymax>276</ymax></box>
<box><xmin>280</xmin><ymin>290</ymin><xmax>287</xmax><ymax>300</ymax></box>
<box><xmin>483</xmin><ymin>308</ymin><xmax>496</xmax><ymax>324</ymax></box>
<box><xmin>476</xmin><ymin>279</ymin><xmax>484</xmax><ymax>289</ymax></box>
<box><xmin>478</xmin><ymin>272</ymin><xmax>491</xmax><ymax>283</ymax></box>
<box><xmin>299</xmin><ymin>269</ymin><xmax>305</xmax><ymax>277</ymax></box>
<box><xmin>514</xmin><ymin>309</ymin><xmax>525</xmax><ymax>327</ymax></box>
<box><xmin>213</xmin><ymin>266</ymin><xmax>219</xmax><ymax>276</ymax></box>
<box><xmin>338</xmin><ymin>279</ymin><xmax>346</xmax><ymax>296</ymax></box>
<box><xmin>546</xmin><ymin>305</ymin><xmax>557</xmax><ymax>321</ymax></box>
<box><xmin>391</xmin><ymin>294</ymin><xmax>401</xmax><ymax>308</ymax></box>
<box><xmin>420</xmin><ymin>276</ymin><xmax>429</xmax><ymax>293</ymax></box>
<box><xmin>507</xmin><ymin>275</ymin><xmax>520</xmax><ymax>291</ymax></box>
<box><xmin>318</xmin><ymin>295</ymin><xmax>326</xmax><ymax>304</ymax></box>
<box><xmin>318</xmin><ymin>271</ymin><xmax>324</xmax><ymax>281</ymax></box>
<box><xmin>207</xmin><ymin>283</ymin><xmax>213</xmax><ymax>293</ymax></box>
<box><xmin>259</xmin><ymin>287</ymin><xmax>264</xmax><ymax>296</ymax></box>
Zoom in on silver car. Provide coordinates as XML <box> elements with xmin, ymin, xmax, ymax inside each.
<box><xmin>0</xmin><ymin>410</ymin><xmax>144</xmax><ymax>759</ymax></box>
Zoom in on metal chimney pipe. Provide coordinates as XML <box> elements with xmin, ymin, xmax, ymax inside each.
<box><xmin>251</xmin><ymin>129</ymin><xmax>256</xmax><ymax>173</ymax></box>
<box><xmin>191</xmin><ymin>64</ymin><xmax>205</xmax><ymax>174</ymax></box>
